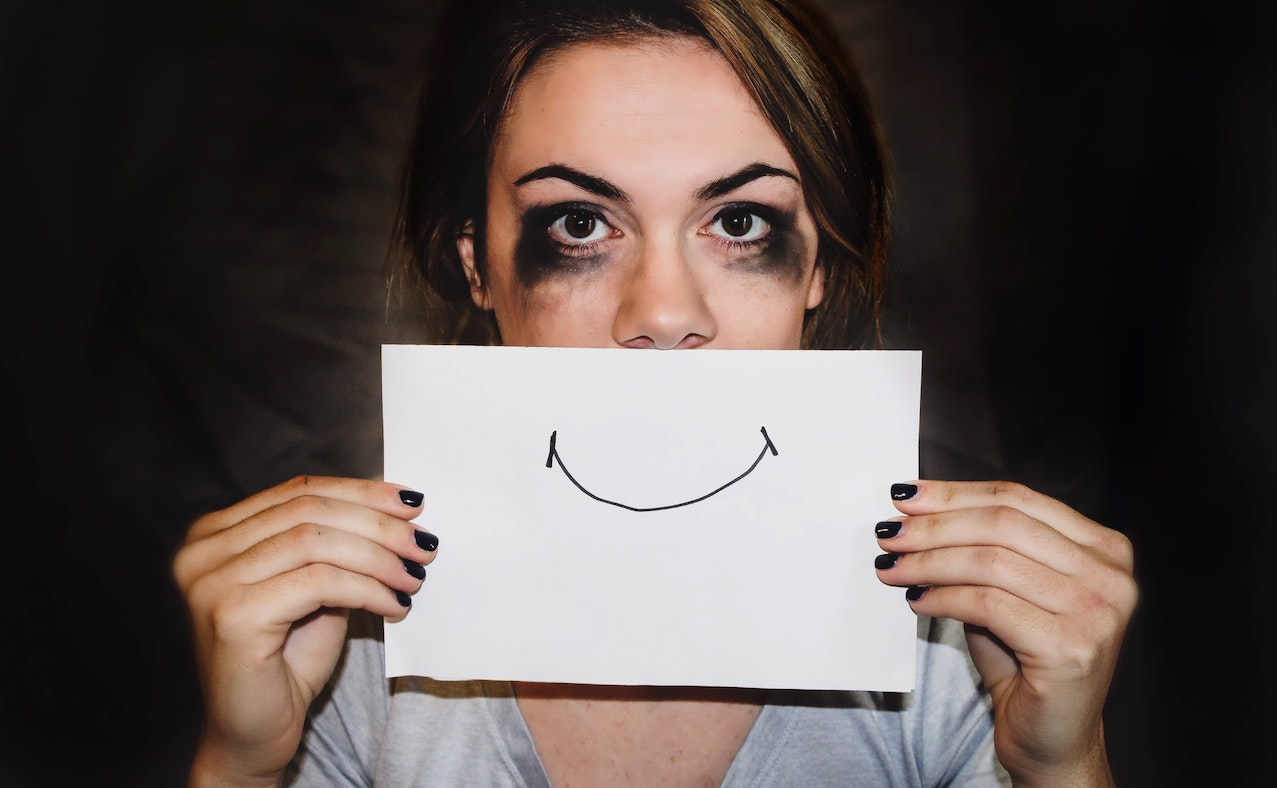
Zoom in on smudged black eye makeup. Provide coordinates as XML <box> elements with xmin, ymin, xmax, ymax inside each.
<box><xmin>515</xmin><ymin>201</ymin><xmax>618</xmax><ymax>284</ymax></box>
<box><xmin>701</xmin><ymin>202</ymin><xmax>804</xmax><ymax>278</ymax></box>
<box><xmin>512</xmin><ymin>197</ymin><xmax>805</xmax><ymax>286</ymax></box>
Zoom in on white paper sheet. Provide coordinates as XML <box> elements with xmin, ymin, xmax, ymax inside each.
<box><xmin>382</xmin><ymin>345</ymin><xmax>921</xmax><ymax>691</ymax></box>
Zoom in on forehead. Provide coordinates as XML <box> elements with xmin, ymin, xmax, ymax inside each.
<box><xmin>493</xmin><ymin>37</ymin><xmax>797</xmax><ymax>192</ymax></box>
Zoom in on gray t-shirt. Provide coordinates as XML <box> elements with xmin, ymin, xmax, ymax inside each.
<box><xmin>287</xmin><ymin>613</ymin><xmax>1008</xmax><ymax>786</ymax></box>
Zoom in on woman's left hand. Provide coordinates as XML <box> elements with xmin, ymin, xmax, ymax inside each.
<box><xmin>874</xmin><ymin>480</ymin><xmax>1137</xmax><ymax>787</ymax></box>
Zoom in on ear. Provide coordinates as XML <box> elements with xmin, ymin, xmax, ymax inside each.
<box><xmin>457</xmin><ymin>223</ymin><xmax>492</xmax><ymax>310</ymax></box>
<box><xmin>805</xmin><ymin>261</ymin><xmax>826</xmax><ymax>311</ymax></box>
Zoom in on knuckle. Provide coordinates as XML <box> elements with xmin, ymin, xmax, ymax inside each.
<box><xmin>184</xmin><ymin>574</ymin><xmax>213</xmax><ymax>613</ymax></box>
<box><xmin>974</xmin><ymin>586</ymin><xmax>1005</xmax><ymax>619</ymax></box>
<box><xmin>1103</xmin><ymin>529</ymin><xmax>1136</xmax><ymax>570</ymax></box>
<box><xmin>300</xmin><ymin>562</ymin><xmax>342</xmax><ymax>589</ymax></box>
<box><xmin>285</xmin><ymin>474</ymin><xmax>336</xmax><ymax>498</ymax></box>
<box><xmin>286</xmin><ymin>474</ymin><xmax>343</xmax><ymax>493</ymax></box>
<box><xmin>378</xmin><ymin>515</ymin><xmax>407</xmax><ymax>547</ymax></box>
<box><xmin>283</xmin><ymin>522</ymin><xmax>324</xmax><ymax>552</ymax></box>
<box><xmin>1058</xmin><ymin>632</ymin><xmax>1104</xmax><ymax>676</ymax></box>
<box><xmin>280</xmin><ymin>494</ymin><xmax>330</xmax><ymax>520</ymax></box>
<box><xmin>1122</xmin><ymin>575</ymin><xmax>1140</xmax><ymax>612</ymax></box>
<box><xmin>989</xmin><ymin>505</ymin><xmax>1021</xmax><ymax>531</ymax></box>
<box><xmin>287</xmin><ymin>474</ymin><xmax>317</xmax><ymax>491</ymax></box>
<box><xmin>187</xmin><ymin>511</ymin><xmax>217</xmax><ymax>537</ymax></box>
<box><xmin>1098</xmin><ymin>600</ymin><xmax>1129</xmax><ymax>639</ymax></box>
<box><xmin>1076</xmin><ymin>572</ymin><xmax>1136</xmax><ymax>635</ymax></box>
<box><xmin>206</xmin><ymin>600</ymin><xmax>248</xmax><ymax>644</ymax></box>
<box><xmin>1058</xmin><ymin>537</ymin><xmax>1086</xmax><ymax>569</ymax></box>
<box><xmin>988</xmin><ymin>480</ymin><xmax>1029</xmax><ymax>503</ymax></box>
<box><xmin>982</xmin><ymin>546</ymin><xmax>1015</xmax><ymax>577</ymax></box>
<box><xmin>185</xmin><ymin>509</ymin><xmax>229</xmax><ymax>542</ymax></box>
<box><xmin>1073</xmin><ymin>585</ymin><xmax>1107</xmax><ymax>615</ymax></box>
<box><xmin>191</xmin><ymin>581</ymin><xmax>246</xmax><ymax>641</ymax></box>
<box><xmin>172</xmin><ymin>547</ymin><xmax>198</xmax><ymax>590</ymax></box>
<box><xmin>1109</xmin><ymin>572</ymin><xmax>1140</xmax><ymax>616</ymax></box>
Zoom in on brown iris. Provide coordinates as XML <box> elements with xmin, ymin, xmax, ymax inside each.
<box><xmin>719</xmin><ymin>208</ymin><xmax>754</xmax><ymax>237</ymax></box>
<box><xmin>564</xmin><ymin>211</ymin><xmax>597</xmax><ymax>239</ymax></box>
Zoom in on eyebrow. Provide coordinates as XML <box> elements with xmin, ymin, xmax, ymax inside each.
<box><xmin>694</xmin><ymin>163</ymin><xmax>799</xmax><ymax>201</ymax></box>
<box><xmin>514</xmin><ymin>165</ymin><xmax>628</xmax><ymax>203</ymax></box>
<box><xmin>511</xmin><ymin>161</ymin><xmax>800</xmax><ymax>204</ymax></box>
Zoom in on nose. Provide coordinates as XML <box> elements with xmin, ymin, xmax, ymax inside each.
<box><xmin>611</xmin><ymin>243</ymin><xmax>717</xmax><ymax>349</ymax></box>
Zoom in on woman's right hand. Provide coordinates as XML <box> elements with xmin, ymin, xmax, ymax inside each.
<box><xmin>173</xmin><ymin>476</ymin><xmax>439</xmax><ymax>787</ymax></box>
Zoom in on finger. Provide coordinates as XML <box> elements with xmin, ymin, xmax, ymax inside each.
<box><xmin>901</xmin><ymin>583</ymin><xmax>1060</xmax><ymax>665</ymax></box>
<box><xmin>889</xmin><ymin>480</ymin><xmax>1131</xmax><ymax>566</ymax></box>
<box><xmin>964</xmin><ymin>624</ymin><xmax>1020</xmax><ymax>695</ymax></box>
<box><xmin>875</xmin><ymin>544</ymin><xmax>1075</xmax><ymax>614</ymax></box>
<box><xmin>191</xmin><ymin>563</ymin><xmax>415</xmax><ymax>656</ymax></box>
<box><xmin>876</xmin><ymin>506</ymin><xmax>1090</xmax><ymax>577</ymax></box>
<box><xmin>189</xmin><ymin>476</ymin><xmax>426</xmax><ymax>540</ymax></box>
<box><xmin>177</xmin><ymin>495</ymin><xmax>438</xmax><ymax>589</ymax></box>
<box><xmin>257</xmin><ymin>564</ymin><xmax>415</xmax><ymax>626</ymax></box>
<box><xmin>225</xmin><ymin>523</ymin><xmax>427</xmax><ymax>596</ymax></box>
<box><xmin>223</xmin><ymin>496</ymin><xmax>440</xmax><ymax>563</ymax></box>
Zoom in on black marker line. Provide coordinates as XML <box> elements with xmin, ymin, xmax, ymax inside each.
<box><xmin>545</xmin><ymin>427</ymin><xmax>778</xmax><ymax>513</ymax></box>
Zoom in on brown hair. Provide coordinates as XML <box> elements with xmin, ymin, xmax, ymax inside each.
<box><xmin>394</xmin><ymin>0</ymin><xmax>890</xmax><ymax>349</ymax></box>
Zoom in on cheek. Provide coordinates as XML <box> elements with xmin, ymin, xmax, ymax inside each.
<box><xmin>704</xmin><ymin>281</ymin><xmax>809</xmax><ymax>349</ymax></box>
<box><xmin>488</xmin><ymin>267</ymin><xmax>624</xmax><ymax>348</ymax></box>
<box><xmin>483</xmin><ymin>207</ymin><xmax>615</xmax><ymax>347</ymax></box>
<box><xmin>716</xmin><ymin>224</ymin><xmax>809</xmax><ymax>285</ymax></box>
<box><xmin>700</xmin><ymin>241</ymin><xmax>817</xmax><ymax>349</ymax></box>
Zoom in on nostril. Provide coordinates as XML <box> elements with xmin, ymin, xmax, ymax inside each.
<box><xmin>621</xmin><ymin>335</ymin><xmax>657</xmax><ymax>349</ymax></box>
<box><xmin>619</xmin><ymin>331</ymin><xmax>710</xmax><ymax>350</ymax></box>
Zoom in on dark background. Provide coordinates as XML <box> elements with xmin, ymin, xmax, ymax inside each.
<box><xmin>2</xmin><ymin>1</ymin><xmax>1273</xmax><ymax>785</ymax></box>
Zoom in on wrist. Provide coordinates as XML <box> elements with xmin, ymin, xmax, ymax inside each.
<box><xmin>188</xmin><ymin>737</ymin><xmax>284</xmax><ymax>788</ymax></box>
<box><xmin>1008</xmin><ymin>733</ymin><xmax>1114</xmax><ymax>788</ymax></box>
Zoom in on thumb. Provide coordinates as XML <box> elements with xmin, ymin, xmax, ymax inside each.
<box><xmin>965</xmin><ymin>623</ymin><xmax>1019</xmax><ymax>696</ymax></box>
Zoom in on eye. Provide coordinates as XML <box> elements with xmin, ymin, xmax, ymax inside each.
<box><xmin>708</xmin><ymin>207</ymin><xmax>770</xmax><ymax>243</ymax></box>
<box><xmin>548</xmin><ymin>209</ymin><xmax>611</xmax><ymax>245</ymax></box>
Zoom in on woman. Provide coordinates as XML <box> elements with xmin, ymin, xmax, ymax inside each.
<box><xmin>174</xmin><ymin>0</ymin><xmax>1136</xmax><ymax>785</ymax></box>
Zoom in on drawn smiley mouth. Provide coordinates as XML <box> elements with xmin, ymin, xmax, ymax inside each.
<box><xmin>544</xmin><ymin>426</ymin><xmax>779</xmax><ymax>512</ymax></box>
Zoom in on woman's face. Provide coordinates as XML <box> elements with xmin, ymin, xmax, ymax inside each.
<box><xmin>462</xmin><ymin>37</ymin><xmax>824</xmax><ymax>350</ymax></box>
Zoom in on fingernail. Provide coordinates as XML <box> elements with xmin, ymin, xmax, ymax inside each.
<box><xmin>905</xmin><ymin>585</ymin><xmax>927</xmax><ymax>602</ymax></box>
<box><xmin>875</xmin><ymin>520</ymin><xmax>902</xmax><ymax>539</ymax></box>
<box><xmin>394</xmin><ymin>590</ymin><xmax>412</xmax><ymax>607</ymax></box>
<box><xmin>399</xmin><ymin>490</ymin><xmax>424</xmax><ymax>507</ymax></box>
<box><xmin>402</xmin><ymin>558</ymin><xmax>426</xmax><ymax>580</ymax></box>
<box><xmin>874</xmin><ymin>553</ymin><xmax>899</xmax><ymax>570</ymax></box>
<box><xmin>415</xmin><ymin>530</ymin><xmax>439</xmax><ymax>552</ymax></box>
<box><xmin>890</xmin><ymin>483</ymin><xmax>918</xmax><ymax>501</ymax></box>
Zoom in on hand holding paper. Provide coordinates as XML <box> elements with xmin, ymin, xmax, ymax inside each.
<box><xmin>172</xmin><ymin>476</ymin><xmax>438</xmax><ymax>785</ymax></box>
<box><xmin>875</xmin><ymin>480</ymin><xmax>1137</xmax><ymax>784</ymax></box>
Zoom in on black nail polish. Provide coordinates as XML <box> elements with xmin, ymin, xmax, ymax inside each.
<box><xmin>415</xmin><ymin>530</ymin><xmax>439</xmax><ymax>552</ymax></box>
<box><xmin>875</xmin><ymin>520</ymin><xmax>902</xmax><ymax>539</ymax></box>
<box><xmin>874</xmin><ymin>553</ymin><xmax>899</xmax><ymax>570</ymax></box>
<box><xmin>394</xmin><ymin>590</ymin><xmax>412</xmax><ymax>607</ymax></box>
<box><xmin>402</xmin><ymin>558</ymin><xmax>426</xmax><ymax>580</ymax></box>
<box><xmin>399</xmin><ymin>490</ymin><xmax>424</xmax><ymax>507</ymax></box>
<box><xmin>890</xmin><ymin>483</ymin><xmax>918</xmax><ymax>501</ymax></box>
<box><xmin>905</xmin><ymin>585</ymin><xmax>927</xmax><ymax>602</ymax></box>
